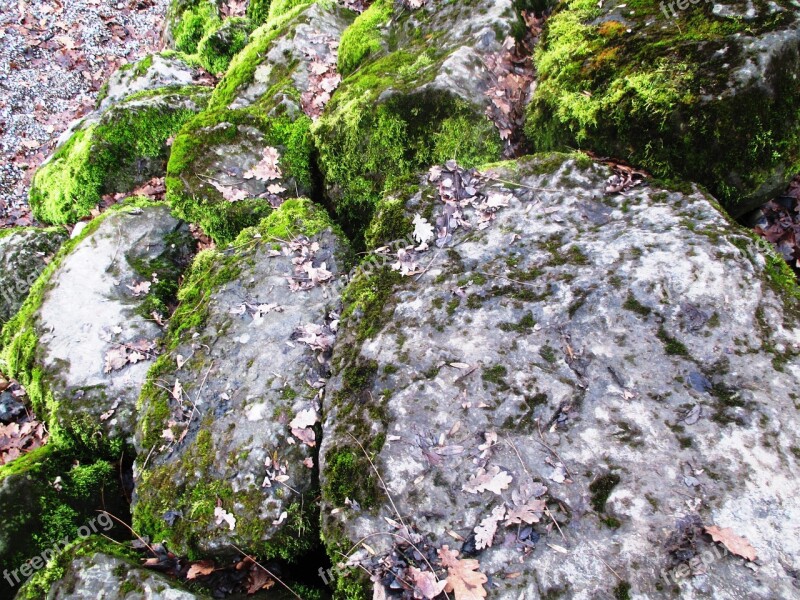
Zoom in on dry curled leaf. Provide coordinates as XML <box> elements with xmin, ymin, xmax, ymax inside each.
<box><xmin>705</xmin><ymin>525</ymin><xmax>758</xmax><ymax>561</ymax></box>
<box><xmin>463</xmin><ymin>465</ymin><xmax>513</xmax><ymax>495</ymax></box>
<box><xmin>474</xmin><ymin>505</ymin><xmax>505</xmax><ymax>550</ymax></box>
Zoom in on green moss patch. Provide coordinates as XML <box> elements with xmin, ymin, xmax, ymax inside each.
<box><xmin>29</xmin><ymin>89</ymin><xmax>209</xmax><ymax>224</ymax></box>
<box><xmin>526</xmin><ymin>0</ymin><xmax>800</xmax><ymax>215</ymax></box>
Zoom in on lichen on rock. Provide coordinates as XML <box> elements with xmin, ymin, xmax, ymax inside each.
<box><xmin>133</xmin><ymin>199</ymin><xmax>350</xmax><ymax>562</ymax></box>
<box><xmin>526</xmin><ymin>0</ymin><xmax>800</xmax><ymax>216</ymax></box>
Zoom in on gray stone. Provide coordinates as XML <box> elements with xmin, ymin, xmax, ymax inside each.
<box><xmin>0</xmin><ymin>227</ymin><xmax>67</xmax><ymax>330</ymax></box>
<box><xmin>4</xmin><ymin>204</ymin><xmax>194</xmax><ymax>447</ymax></box>
<box><xmin>133</xmin><ymin>200</ymin><xmax>350</xmax><ymax>559</ymax></box>
<box><xmin>319</xmin><ymin>154</ymin><xmax>800</xmax><ymax>599</ymax></box>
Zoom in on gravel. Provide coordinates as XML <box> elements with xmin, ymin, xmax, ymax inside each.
<box><xmin>0</xmin><ymin>0</ymin><xmax>168</xmax><ymax>227</ymax></box>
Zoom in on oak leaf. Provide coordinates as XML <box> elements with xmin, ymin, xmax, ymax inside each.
<box><xmin>705</xmin><ymin>525</ymin><xmax>757</xmax><ymax>561</ymax></box>
<box><xmin>437</xmin><ymin>545</ymin><xmax>487</xmax><ymax>600</ymax></box>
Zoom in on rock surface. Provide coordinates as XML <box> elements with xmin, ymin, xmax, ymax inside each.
<box><xmin>14</xmin><ymin>537</ymin><xmax>202</xmax><ymax>600</ymax></box>
<box><xmin>166</xmin><ymin>2</ymin><xmax>353</xmax><ymax>244</ymax></box>
<box><xmin>1</xmin><ymin>203</ymin><xmax>194</xmax><ymax>451</ymax></box>
<box><xmin>319</xmin><ymin>154</ymin><xmax>800</xmax><ymax>599</ymax></box>
<box><xmin>312</xmin><ymin>0</ymin><xmax>521</xmax><ymax>238</ymax></box>
<box><xmin>526</xmin><ymin>0</ymin><xmax>800</xmax><ymax>216</ymax></box>
<box><xmin>0</xmin><ymin>227</ymin><xmax>67</xmax><ymax>330</ymax></box>
<box><xmin>133</xmin><ymin>199</ymin><xmax>350</xmax><ymax>559</ymax></box>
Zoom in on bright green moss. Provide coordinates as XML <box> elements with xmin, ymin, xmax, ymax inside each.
<box><xmin>337</xmin><ymin>0</ymin><xmax>393</xmax><ymax>76</ymax></box>
<box><xmin>30</xmin><ymin>90</ymin><xmax>207</xmax><ymax>224</ymax></box>
<box><xmin>267</xmin><ymin>0</ymin><xmax>311</xmax><ymax>20</ymax></box>
<box><xmin>173</xmin><ymin>0</ymin><xmax>220</xmax><ymax>54</ymax></box>
<box><xmin>235</xmin><ymin>197</ymin><xmax>338</xmax><ymax>243</ymax></box>
<box><xmin>246</xmin><ymin>0</ymin><xmax>272</xmax><ymax>24</ymax></box>
<box><xmin>526</xmin><ymin>0</ymin><xmax>800</xmax><ymax>214</ymax></box>
<box><xmin>196</xmin><ymin>17</ymin><xmax>253</xmax><ymax>74</ymax></box>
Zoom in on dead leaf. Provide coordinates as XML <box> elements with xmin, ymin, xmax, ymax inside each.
<box><xmin>474</xmin><ymin>505</ymin><xmax>505</xmax><ymax>550</ymax></box>
<box><xmin>186</xmin><ymin>560</ymin><xmax>215</xmax><ymax>579</ymax></box>
<box><xmin>438</xmin><ymin>545</ymin><xmax>488</xmax><ymax>600</ymax></box>
<box><xmin>463</xmin><ymin>465</ymin><xmax>513</xmax><ymax>495</ymax></box>
<box><xmin>705</xmin><ymin>525</ymin><xmax>758</xmax><ymax>561</ymax></box>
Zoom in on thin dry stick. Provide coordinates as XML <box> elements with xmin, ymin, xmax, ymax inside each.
<box><xmin>347</xmin><ymin>432</ymin><xmax>407</xmax><ymax>532</ymax></box>
<box><xmin>596</xmin><ymin>555</ymin><xmax>623</xmax><ymax>581</ymax></box>
<box><xmin>536</xmin><ymin>420</ymin><xmax>572</xmax><ymax>479</ymax></box>
<box><xmin>230</xmin><ymin>543</ymin><xmax>302</xmax><ymax>600</ymax></box>
<box><xmin>97</xmin><ymin>510</ymin><xmax>155</xmax><ymax>555</ymax></box>
<box><xmin>502</xmin><ymin>436</ymin><xmax>530</xmax><ymax>477</ymax></box>
<box><xmin>544</xmin><ymin>506</ymin><xmax>567</xmax><ymax>542</ymax></box>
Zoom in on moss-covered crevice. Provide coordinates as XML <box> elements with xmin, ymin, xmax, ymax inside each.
<box><xmin>29</xmin><ymin>88</ymin><xmax>209</xmax><ymax>225</ymax></box>
<box><xmin>526</xmin><ymin>0</ymin><xmax>800</xmax><ymax>215</ymax></box>
<box><xmin>196</xmin><ymin>16</ymin><xmax>254</xmax><ymax>74</ymax></box>
<box><xmin>0</xmin><ymin>447</ymin><xmax>130</xmax><ymax>599</ymax></box>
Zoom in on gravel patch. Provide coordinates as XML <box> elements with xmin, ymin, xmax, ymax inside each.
<box><xmin>0</xmin><ymin>0</ymin><xmax>168</xmax><ymax>227</ymax></box>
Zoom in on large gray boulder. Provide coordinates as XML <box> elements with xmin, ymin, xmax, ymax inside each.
<box><xmin>526</xmin><ymin>0</ymin><xmax>800</xmax><ymax>217</ymax></box>
<box><xmin>0</xmin><ymin>203</ymin><xmax>195</xmax><ymax>452</ymax></box>
<box><xmin>133</xmin><ymin>199</ymin><xmax>351</xmax><ymax>560</ymax></box>
<box><xmin>0</xmin><ymin>227</ymin><xmax>67</xmax><ymax>331</ymax></box>
<box><xmin>319</xmin><ymin>154</ymin><xmax>800</xmax><ymax>599</ymax></box>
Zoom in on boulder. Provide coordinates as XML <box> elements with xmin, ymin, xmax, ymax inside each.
<box><xmin>525</xmin><ymin>0</ymin><xmax>800</xmax><ymax>217</ymax></box>
<box><xmin>312</xmin><ymin>0</ymin><xmax>523</xmax><ymax>241</ymax></box>
<box><xmin>0</xmin><ymin>202</ymin><xmax>195</xmax><ymax>453</ymax></box>
<box><xmin>319</xmin><ymin>154</ymin><xmax>800</xmax><ymax>598</ymax></box>
<box><xmin>133</xmin><ymin>199</ymin><xmax>351</xmax><ymax>560</ymax></box>
<box><xmin>14</xmin><ymin>537</ymin><xmax>203</xmax><ymax>600</ymax></box>
<box><xmin>29</xmin><ymin>82</ymin><xmax>210</xmax><ymax>225</ymax></box>
<box><xmin>0</xmin><ymin>227</ymin><xmax>67</xmax><ymax>331</ymax></box>
<box><xmin>0</xmin><ymin>448</ymin><xmax>128</xmax><ymax>600</ymax></box>
<box><xmin>166</xmin><ymin>2</ymin><xmax>353</xmax><ymax>244</ymax></box>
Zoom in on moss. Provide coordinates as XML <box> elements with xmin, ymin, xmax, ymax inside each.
<box><xmin>30</xmin><ymin>91</ymin><xmax>207</xmax><ymax>224</ymax></box>
<box><xmin>196</xmin><ymin>17</ymin><xmax>253</xmax><ymax>74</ymax></box>
<box><xmin>539</xmin><ymin>344</ymin><xmax>557</xmax><ymax>364</ymax></box>
<box><xmin>338</xmin><ymin>0</ymin><xmax>393</xmax><ymax>76</ymax></box>
<box><xmin>247</xmin><ymin>0</ymin><xmax>272</xmax><ymax>24</ymax></box>
<box><xmin>499</xmin><ymin>311</ymin><xmax>536</xmax><ymax>332</ymax></box>
<box><xmin>482</xmin><ymin>364</ymin><xmax>509</xmax><ymax>390</ymax></box>
<box><xmin>313</xmin><ymin>49</ymin><xmax>502</xmax><ymax>245</ymax></box>
<box><xmin>589</xmin><ymin>472</ymin><xmax>620</xmax><ymax>512</ymax></box>
<box><xmin>173</xmin><ymin>0</ymin><xmax>220</xmax><ymax>55</ymax></box>
<box><xmin>623</xmin><ymin>293</ymin><xmax>651</xmax><ymax>316</ymax></box>
<box><xmin>613</xmin><ymin>581</ymin><xmax>632</xmax><ymax>600</ymax></box>
<box><xmin>657</xmin><ymin>326</ymin><xmax>690</xmax><ymax>357</ymax></box>
<box><xmin>0</xmin><ymin>449</ymin><xmax>128</xmax><ymax>598</ymax></box>
<box><xmin>166</xmin><ymin>108</ymin><xmax>313</xmax><ymax>245</ymax></box>
<box><xmin>267</xmin><ymin>0</ymin><xmax>311</xmax><ymax>20</ymax></box>
<box><xmin>526</xmin><ymin>0</ymin><xmax>800</xmax><ymax>214</ymax></box>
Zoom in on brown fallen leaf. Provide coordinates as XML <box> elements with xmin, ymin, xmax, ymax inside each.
<box><xmin>705</xmin><ymin>525</ymin><xmax>758</xmax><ymax>561</ymax></box>
<box><xmin>186</xmin><ymin>559</ymin><xmax>215</xmax><ymax>579</ymax></box>
<box><xmin>438</xmin><ymin>545</ymin><xmax>488</xmax><ymax>600</ymax></box>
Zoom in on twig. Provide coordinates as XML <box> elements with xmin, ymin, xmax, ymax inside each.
<box><xmin>348</xmin><ymin>432</ymin><xmax>407</xmax><ymax>532</ymax></box>
<box><xmin>97</xmin><ymin>510</ymin><xmax>155</xmax><ymax>555</ymax></box>
<box><xmin>544</xmin><ymin>506</ymin><xmax>567</xmax><ymax>542</ymax></box>
<box><xmin>536</xmin><ymin>419</ymin><xmax>572</xmax><ymax>479</ymax></box>
<box><xmin>596</xmin><ymin>554</ymin><xmax>624</xmax><ymax>581</ymax></box>
<box><xmin>230</xmin><ymin>543</ymin><xmax>302</xmax><ymax>600</ymax></box>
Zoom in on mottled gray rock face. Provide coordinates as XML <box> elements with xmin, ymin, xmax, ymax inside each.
<box><xmin>0</xmin><ymin>228</ymin><xmax>66</xmax><ymax>329</ymax></box>
<box><xmin>99</xmin><ymin>53</ymin><xmax>207</xmax><ymax>111</ymax></box>
<box><xmin>133</xmin><ymin>200</ymin><xmax>350</xmax><ymax>558</ymax></box>
<box><xmin>46</xmin><ymin>549</ymin><xmax>202</xmax><ymax>599</ymax></box>
<box><xmin>319</xmin><ymin>155</ymin><xmax>800</xmax><ymax>598</ymax></box>
<box><xmin>33</xmin><ymin>205</ymin><xmax>193</xmax><ymax>444</ymax></box>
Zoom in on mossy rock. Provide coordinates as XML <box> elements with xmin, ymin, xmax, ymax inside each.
<box><xmin>29</xmin><ymin>87</ymin><xmax>210</xmax><ymax>225</ymax></box>
<box><xmin>166</xmin><ymin>3</ymin><xmax>352</xmax><ymax>245</ymax></box>
<box><xmin>0</xmin><ymin>448</ymin><xmax>129</xmax><ymax>599</ymax></box>
<box><xmin>525</xmin><ymin>0</ymin><xmax>800</xmax><ymax>216</ymax></box>
<box><xmin>14</xmin><ymin>536</ymin><xmax>204</xmax><ymax>600</ymax></box>
<box><xmin>312</xmin><ymin>0</ymin><xmax>519</xmax><ymax>245</ymax></box>
<box><xmin>0</xmin><ymin>227</ymin><xmax>67</xmax><ymax>332</ymax></box>
<box><xmin>197</xmin><ymin>16</ymin><xmax>254</xmax><ymax>75</ymax></box>
<box><xmin>0</xmin><ymin>202</ymin><xmax>195</xmax><ymax>455</ymax></box>
<box><xmin>167</xmin><ymin>0</ymin><xmax>222</xmax><ymax>54</ymax></box>
<box><xmin>97</xmin><ymin>52</ymin><xmax>209</xmax><ymax>111</ymax></box>
<box><xmin>133</xmin><ymin>199</ymin><xmax>351</xmax><ymax>562</ymax></box>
